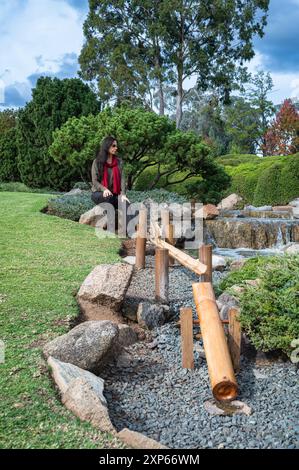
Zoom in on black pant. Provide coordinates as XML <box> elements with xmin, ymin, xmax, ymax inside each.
<box><xmin>91</xmin><ymin>191</ymin><xmax>119</xmax><ymax>207</ymax></box>
<box><xmin>91</xmin><ymin>191</ymin><xmax>132</xmax><ymax>234</ymax></box>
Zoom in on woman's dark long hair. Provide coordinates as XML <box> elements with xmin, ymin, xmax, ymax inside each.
<box><xmin>95</xmin><ymin>136</ymin><xmax>118</xmax><ymax>176</ymax></box>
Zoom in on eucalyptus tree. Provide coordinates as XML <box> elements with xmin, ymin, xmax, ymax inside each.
<box><xmin>79</xmin><ymin>1</ymin><xmax>269</xmax><ymax>127</ymax></box>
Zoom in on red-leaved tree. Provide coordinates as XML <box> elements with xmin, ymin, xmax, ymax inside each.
<box><xmin>263</xmin><ymin>99</ymin><xmax>299</xmax><ymax>155</ymax></box>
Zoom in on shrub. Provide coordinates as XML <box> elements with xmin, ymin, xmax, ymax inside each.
<box><xmin>127</xmin><ymin>189</ymin><xmax>188</xmax><ymax>204</ymax></box>
<box><xmin>72</xmin><ymin>181</ymin><xmax>91</xmax><ymax>190</ymax></box>
<box><xmin>221</xmin><ymin>154</ymin><xmax>299</xmax><ymax>205</ymax></box>
<box><xmin>16</xmin><ymin>77</ymin><xmax>100</xmax><ymax>190</ymax></box>
<box><xmin>216</xmin><ymin>154</ymin><xmax>261</xmax><ymax>167</ymax></box>
<box><xmin>47</xmin><ymin>192</ymin><xmax>94</xmax><ymax>221</ymax></box>
<box><xmin>0</xmin><ymin>128</ymin><xmax>19</xmax><ymax>182</ymax></box>
<box><xmin>253</xmin><ymin>162</ymin><xmax>284</xmax><ymax>206</ymax></box>
<box><xmin>279</xmin><ymin>153</ymin><xmax>299</xmax><ymax>203</ymax></box>
<box><xmin>219</xmin><ymin>255</ymin><xmax>299</xmax><ymax>357</ymax></box>
<box><xmin>0</xmin><ymin>181</ymin><xmax>61</xmax><ymax>194</ymax></box>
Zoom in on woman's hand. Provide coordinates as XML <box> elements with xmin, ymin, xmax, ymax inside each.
<box><xmin>121</xmin><ymin>194</ymin><xmax>130</xmax><ymax>203</ymax></box>
<box><xmin>103</xmin><ymin>188</ymin><xmax>113</xmax><ymax>198</ymax></box>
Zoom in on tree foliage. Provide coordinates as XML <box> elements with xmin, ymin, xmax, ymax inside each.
<box><xmin>263</xmin><ymin>99</ymin><xmax>299</xmax><ymax>156</ymax></box>
<box><xmin>49</xmin><ymin>106</ymin><xmax>227</xmax><ymax>192</ymax></box>
<box><xmin>0</xmin><ymin>128</ymin><xmax>19</xmax><ymax>182</ymax></box>
<box><xmin>0</xmin><ymin>109</ymin><xmax>18</xmax><ymax>135</ymax></box>
<box><xmin>16</xmin><ymin>77</ymin><xmax>100</xmax><ymax>190</ymax></box>
<box><xmin>0</xmin><ymin>109</ymin><xmax>19</xmax><ymax>182</ymax></box>
<box><xmin>79</xmin><ymin>0</ymin><xmax>269</xmax><ymax>127</ymax></box>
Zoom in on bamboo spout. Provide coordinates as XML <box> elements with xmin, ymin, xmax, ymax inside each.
<box><xmin>192</xmin><ymin>282</ymin><xmax>238</xmax><ymax>402</ymax></box>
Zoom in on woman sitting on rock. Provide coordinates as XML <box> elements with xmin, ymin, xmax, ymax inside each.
<box><xmin>91</xmin><ymin>136</ymin><xmax>129</xmax><ymax>203</ymax></box>
<box><xmin>91</xmin><ymin>136</ymin><xmax>130</xmax><ymax>231</ymax></box>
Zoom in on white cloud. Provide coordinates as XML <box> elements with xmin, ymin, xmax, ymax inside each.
<box><xmin>246</xmin><ymin>51</ymin><xmax>299</xmax><ymax>104</ymax></box>
<box><xmin>0</xmin><ymin>0</ymin><xmax>86</xmax><ymax>104</ymax></box>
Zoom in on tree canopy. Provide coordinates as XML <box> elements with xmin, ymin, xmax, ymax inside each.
<box><xmin>263</xmin><ymin>99</ymin><xmax>299</xmax><ymax>156</ymax></box>
<box><xmin>79</xmin><ymin>0</ymin><xmax>269</xmax><ymax>127</ymax></box>
<box><xmin>16</xmin><ymin>77</ymin><xmax>100</xmax><ymax>189</ymax></box>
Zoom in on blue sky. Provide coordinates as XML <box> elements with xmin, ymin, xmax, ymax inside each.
<box><xmin>0</xmin><ymin>0</ymin><xmax>299</xmax><ymax>109</ymax></box>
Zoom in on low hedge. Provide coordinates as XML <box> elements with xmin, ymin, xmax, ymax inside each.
<box><xmin>47</xmin><ymin>192</ymin><xmax>94</xmax><ymax>221</ymax></box>
<box><xmin>46</xmin><ymin>188</ymin><xmax>188</xmax><ymax>222</ymax></box>
<box><xmin>0</xmin><ymin>181</ymin><xmax>61</xmax><ymax>194</ymax></box>
<box><xmin>219</xmin><ymin>254</ymin><xmax>299</xmax><ymax>357</ymax></box>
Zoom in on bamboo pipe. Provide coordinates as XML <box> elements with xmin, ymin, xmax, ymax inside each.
<box><xmin>154</xmin><ymin>238</ymin><xmax>207</xmax><ymax>276</ymax></box>
<box><xmin>192</xmin><ymin>282</ymin><xmax>238</xmax><ymax>402</ymax></box>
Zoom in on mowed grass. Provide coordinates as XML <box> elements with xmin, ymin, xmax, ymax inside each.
<box><xmin>0</xmin><ymin>192</ymin><xmax>125</xmax><ymax>449</ymax></box>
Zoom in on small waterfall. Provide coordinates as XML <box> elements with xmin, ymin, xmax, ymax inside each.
<box><xmin>204</xmin><ymin>214</ymin><xmax>299</xmax><ymax>250</ymax></box>
<box><xmin>274</xmin><ymin>225</ymin><xmax>283</xmax><ymax>248</ymax></box>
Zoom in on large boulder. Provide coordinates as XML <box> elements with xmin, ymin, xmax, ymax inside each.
<box><xmin>77</xmin><ymin>263</ymin><xmax>134</xmax><ymax>322</ymax></box>
<box><xmin>217</xmin><ymin>292</ymin><xmax>240</xmax><ymax>321</ymax></box>
<box><xmin>229</xmin><ymin>259</ymin><xmax>247</xmax><ymax>271</ymax></box>
<box><xmin>293</xmin><ymin>206</ymin><xmax>299</xmax><ymax>219</ymax></box>
<box><xmin>48</xmin><ymin>356</ymin><xmax>106</xmax><ymax>403</ymax></box>
<box><xmin>195</xmin><ymin>204</ymin><xmax>219</xmax><ymax>220</ymax></box>
<box><xmin>217</xmin><ymin>194</ymin><xmax>243</xmax><ymax>210</ymax></box>
<box><xmin>47</xmin><ymin>356</ymin><xmax>114</xmax><ymax>433</ymax></box>
<box><xmin>282</xmin><ymin>242</ymin><xmax>299</xmax><ymax>255</ymax></box>
<box><xmin>289</xmin><ymin>198</ymin><xmax>299</xmax><ymax>207</ymax></box>
<box><xmin>272</xmin><ymin>205</ymin><xmax>293</xmax><ymax>212</ymax></box>
<box><xmin>43</xmin><ymin>320</ymin><xmax>119</xmax><ymax>372</ymax></box>
<box><xmin>79</xmin><ymin>205</ymin><xmax>106</xmax><ymax>227</ymax></box>
<box><xmin>212</xmin><ymin>255</ymin><xmax>227</xmax><ymax>271</ymax></box>
<box><xmin>137</xmin><ymin>302</ymin><xmax>170</xmax><ymax>330</ymax></box>
<box><xmin>118</xmin><ymin>428</ymin><xmax>168</xmax><ymax>449</ymax></box>
<box><xmin>62</xmin><ymin>377</ymin><xmax>115</xmax><ymax>433</ymax></box>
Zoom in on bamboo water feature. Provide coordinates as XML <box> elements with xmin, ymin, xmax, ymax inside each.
<box><xmin>192</xmin><ymin>282</ymin><xmax>238</xmax><ymax>401</ymax></box>
<box><xmin>135</xmin><ymin>205</ymin><xmax>239</xmax><ymax>402</ymax></box>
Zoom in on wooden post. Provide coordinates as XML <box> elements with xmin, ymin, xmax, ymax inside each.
<box><xmin>161</xmin><ymin>208</ymin><xmax>175</xmax><ymax>266</ymax></box>
<box><xmin>180</xmin><ymin>307</ymin><xmax>194</xmax><ymax>369</ymax></box>
<box><xmin>192</xmin><ymin>282</ymin><xmax>238</xmax><ymax>402</ymax></box>
<box><xmin>155</xmin><ymin>247</ymin><xmax>169</xmax><ymax>303</ymax></box>
<box><xmin>135</xmin><ymin>208</ymin><xmax>147</xmax><ymax>269</ymax></box>
<box><xmin>199</xmin><ymin>244</ymin><xmax>213</xmax><ymax>282</ymax></box>
<box><xmin>228</xmin><ymin>307</ymin><xmax>241</xmax><ymax>373</ymax></box>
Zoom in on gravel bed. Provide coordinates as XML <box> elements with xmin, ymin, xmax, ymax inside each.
<box><xmin>100</xmin><ymin>257</ymin><xmax>299</xmax><ymax>449</ymax></box>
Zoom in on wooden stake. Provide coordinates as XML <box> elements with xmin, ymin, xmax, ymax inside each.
<box><xmin>192</xmin><ymin>282</ymin><xmax>238</xmax><ymax>402</ymax></box>
<box><xmin>135</xmin><ymin>208</ymin><xmax>147</xmax><ymax>269</ymax></box>
<box><xmin>155</xmin><ymin>247</ymin><xmax>169</xmax><ymax>303</ymax></box>
<box><xmin>199</xmin><ymin>244</ymin><xmax>213</xmax><ymax>282</ymax></box>
<box><xmin>180</xmin><ymin>307</ymin><xmax>194</xmax><ymax>369</ymax></box>
<box><xmin>161</xmin><ymin>208</ymin><xmax>175</xmax><ymax>266</ymax></box>
<box><xmin>228</xmin><ymin>307</ymin><xmax>241</xmax><ymax>373</ymax></box>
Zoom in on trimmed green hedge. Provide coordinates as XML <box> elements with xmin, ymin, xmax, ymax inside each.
<box><xmin>221</xmin><ymin>154</ymin><xmax>299</xmax><ymax>205</ymax></box>
<box><xmin>0</xmin><ymin>128</ymin><xmax>19</xmax><ymax>182</ymax></box>
<box><xmin>215</xmin><ymin>154</ymin><xmax>261</xmax><ymax>167</ymax></box>
<box><xmin>219</xmin><ymin>254</ymin><xmax>299</xmax><ymax>357</ymax></box>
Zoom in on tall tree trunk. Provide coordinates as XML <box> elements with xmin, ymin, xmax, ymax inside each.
<box><xmin>158</xmin><ymin>78</ymin><xmax>165</xmax><ymax>116</ymax></box>
<box><xmin>176</xmin><ymin>13</ymin><xmax>184</xmax><ymax>129</ymax></box>
<box><xmin>176</xmin><ymin>65</ymin><xmax>183</xmax><ymax>128</ymax></box>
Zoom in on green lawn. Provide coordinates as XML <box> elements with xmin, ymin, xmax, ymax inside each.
<box><xmin>0</xmin><ymin>192</ymin><xmax>125</xmax><ymax>449</ymax></box>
